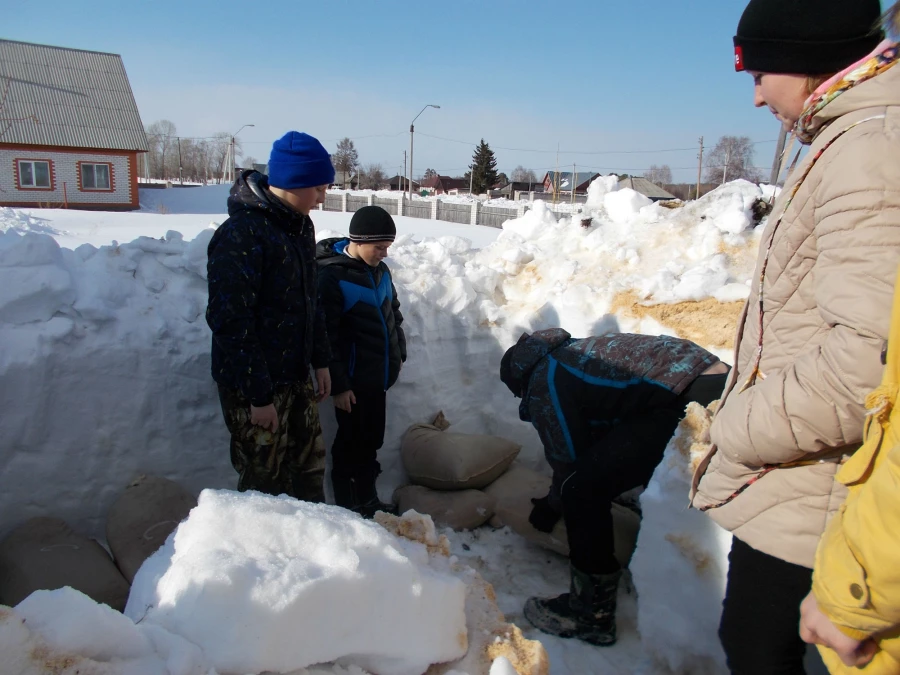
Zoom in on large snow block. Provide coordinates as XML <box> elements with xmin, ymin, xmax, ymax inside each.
<box><xmin>483</xmin><ymin>462</ymin><xmax>640</xmax><ymax>568</ymax></box>
<box><xmin>106</xmin><ymin>474</ymin><xmax>197</xmax><ymax>583</ymax></box>
<box><xmin>0</xmin><ymin>517</ymin><xmax>130</xmax><ymax>611</ymax></box>
<box><xmin>125</xmin><ymin>489</ymin><xmax>468</xmax><ymax>675</ymax></box>
<box><xmin>631</xmin><ymin>402</ymin><xmax>731</xmax><ymax>674</ymax></box>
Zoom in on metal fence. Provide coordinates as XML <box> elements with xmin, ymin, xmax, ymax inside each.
<box><xmin>346</xmin><ymin>195</ymin><xmax>368</xmax><ymax>213</ymax></box>
<box><xmin>373</xmin><ymin>197</ymin><xmax>398</xmax><ymax>215</ymax></box>
<box><xmin>438</xmin><ymin>203</ymin><xmax>472</xmax><ymax>225</ymax></box>
<box><xmin>479</xmin><ymin>206</ymin><xmax>519</xmax><ymax>229</ymax></box>
<box><xmin>405</xmin><ymin>201</ymin><xmax>432</xmax><ymax>219</ymax></box>
<box><xmin>323</xmin><ymin>194</ymin><xmax>343</xmax><ymax>212</ymax></box>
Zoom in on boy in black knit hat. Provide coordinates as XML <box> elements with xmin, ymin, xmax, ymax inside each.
<box><xmin>316</xmin><ymin>206</ymin><xmax>406</xmax><ymax>517</ymax></box>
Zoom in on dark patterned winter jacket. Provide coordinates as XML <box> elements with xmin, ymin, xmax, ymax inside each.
<box><xmin>316</xmin><ymin>237</ymin><xmax>406</xmax><ymax>394</ymax></box>
<box><xmin>502</xmin><ymin>328</ymin><xmax>719</xmax><ymax>463</ymax></box>
<box><xmin>206</xmin><ymin>170</ymin><xmax>329</xmax><ymax>406</ymax></box>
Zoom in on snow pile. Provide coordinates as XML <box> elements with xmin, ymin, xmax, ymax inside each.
<box><xmin>126</xmin><ymin>491</ymin><xmax>467</xmax><ymax>675</ymax></box>
<box><xmin>0</xmin><ymin>179</ymin><xmax>768</xmax><ymax>540</ymax></box>
<box><xmin>0</xmin><ymin>586</ymin><xmax>212</xmax><ymax>675</ymax></box>
<box><xmin>0</xmin><ymin>179</ymin><xmax>779</xmax><ymax>674</ymax></box>
<box><xmin>631</xmin><ymin>402</ymin><xmax>732</xmax><ymax>674</ymax></box>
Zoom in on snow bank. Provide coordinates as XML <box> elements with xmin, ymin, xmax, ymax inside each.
<box><xmin>126</xmin><ymin>491</ymin><xmax>467</xmax><ymax>675</ymax></box>
<box><xmin>0</xmin><ymin>179</ymin><xmax>766</xmax><ymax>541</ymax></box>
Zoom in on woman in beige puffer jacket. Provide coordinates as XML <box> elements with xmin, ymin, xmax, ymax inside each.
<box><xmin>690</xmin><ymin>0</ymin><xmax>900</xmax><ymax>672</ymax></box>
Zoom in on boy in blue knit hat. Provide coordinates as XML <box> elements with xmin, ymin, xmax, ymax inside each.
<box><xmin>206</xmin><ymin>131</ymin><xmax>335</xmax><ymax>501</ymax></box>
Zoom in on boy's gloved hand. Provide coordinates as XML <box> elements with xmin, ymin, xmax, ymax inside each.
<box><xmin>529</xmin><ymin>495</ymin><xmax>561</xmax><ymax>533</ymax></box>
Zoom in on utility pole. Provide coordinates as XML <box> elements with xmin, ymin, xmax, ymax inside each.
<box><xmin>554</xmin><ymin>143</ymin><xmax>560</xmax><ymax>204</ymax></box>
<box><xmin>572</xmin><ymin>163</ymin><xmax>576</xmax><ymax>205</ymax></box>
<box><xmin>403</xmin><ymin>150</ymin><xmax>407</xmax><ymax>192</ymax></box>
<box><xmin>469</xmin><ymin>157</ymin><xmax>474</xmax><ymax>195</ymax></box>
<box><xmin>770</xmin><ymin>126</ymin><xmax>789</xmax><ymax>185</ymax></box>
<box><xmin>696</xmin><ymin>136</ymin><xmax>704</xmax><ymax>200</ymax></box>
<box><xmin>177</xmin><ymin>137</ymin><xmax>184</xmax><ymax>185</ymax></box>
<box><xmin>722</xmin><ymin>146</ymin><xmax>730</xmax><ymax>184</ymax></box>
<box><xmin>229</xmin><ymin>136</ymin><xmax>235</xmax><ymax>183</ymax></box>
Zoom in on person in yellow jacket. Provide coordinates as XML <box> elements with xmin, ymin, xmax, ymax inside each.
<box><xmin>799</xmin><ymin>275</ymin><xmax>900</xmax><ymax>670</ymax></box>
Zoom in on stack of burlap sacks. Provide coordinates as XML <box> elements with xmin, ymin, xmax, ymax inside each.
<box><xmin>396</xmin><ymin>412</ymin><xmax>642</xmax><ymax>567</ymax></box>
<box><xmin>0</xmin><ymin>475</ymin><xmax>196</xmax><ymax>611</ymax></box>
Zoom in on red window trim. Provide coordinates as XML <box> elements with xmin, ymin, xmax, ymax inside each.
<box><xmin>14</xmin><ymin>158</ymin><xmax>55</xmax><ymax>191</ymax></box>
<box><xmin>77</xmin><ymin>161</ymin><xmax>115</xmax><ymax>192</ymax></box>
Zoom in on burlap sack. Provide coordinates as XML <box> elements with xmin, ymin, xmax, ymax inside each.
<box><xmin>106</xmin><ymin>474</ymin><xmax>196</xmax><ymax>582</ymax></box>
<box><xmin>394</xmin><ymin>485</ymin><xmax>496</xmax><ymax>531</ymax></box>
<box><xmin>0</xmin><ymin>517</ymin><xmax>130</xmax><ymax>610</ymax></box>
<box><xmin>401</xmin><ymin>412</ymin><xmax>521</xmax><ymax>490</ymax></box>
<box><xmin>483</xmin><ymin>462</ymin><xmax>641</xmax><ymax>568</ymax></box>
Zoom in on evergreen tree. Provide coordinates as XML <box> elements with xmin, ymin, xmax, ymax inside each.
<box><xmin>333</xmin><ymin>137</ymin><xmax>359</xmax><ymax>173</ymax></box>
<box><xmin>464</xmin><ymin>139</ymin><xmax>498</xmax><ymax>194</ymax></box>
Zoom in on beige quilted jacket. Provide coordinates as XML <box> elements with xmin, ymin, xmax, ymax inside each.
<box><xmin>691</xmin><ymin>63</ymin><xmax>900</xmax><ymax>568</ymax></box>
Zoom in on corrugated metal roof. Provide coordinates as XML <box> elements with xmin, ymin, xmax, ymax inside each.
<box><xmin>619</xmin><ymin>176</ymin><xmax>677</xmax><ymax>200</ymax></box>
<box><xmin>0</xmin><ymin>39</ymin><xmax>148</xmax><ymax>151</ymax></box>
<box><xmin>544</xmin><ymin>171</ymin><xmax>598</xmax><ymax>191</ymax></box>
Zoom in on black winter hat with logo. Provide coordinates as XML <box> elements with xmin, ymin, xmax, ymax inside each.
<box><xmin>349</xmin><ymin>205</ymin><xmax>396</xmax><ymax>242</ymax></box>
<box><xmin>733</xmin><ymin>0</ymin><xmax>884</xmax><ymax>74</ymax></box>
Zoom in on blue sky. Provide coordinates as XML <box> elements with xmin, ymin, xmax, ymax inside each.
<box><xmin>2</xmin><ymin>0</ymin><xmax>892</xmax><ymax>182</ymax></box>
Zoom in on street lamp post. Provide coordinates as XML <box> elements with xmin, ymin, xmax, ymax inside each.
<box><xmin>408</xmin><ymin>104</ymin><xmax>440</xmax><ymax>202</ymax></box>
<box><xmin>230</xmin><ymin>124</ymin><xmax>255</xmax><ymax>183</ymax></box>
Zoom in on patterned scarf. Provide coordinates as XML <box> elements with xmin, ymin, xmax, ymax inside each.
<box><xmin>796</xmin><ymin>44</ymin><xmax>899</xmax><ymax>144</ymax></box>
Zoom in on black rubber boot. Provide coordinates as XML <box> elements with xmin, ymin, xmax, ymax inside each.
<box><xmin>523</xmin><ymin>564</ymin><xmax>621</xmax><ymax>646</ymax></box>
<box><xmin>332</xmin><ymin>471</ymin><xmax>396</xmax><ymax>519</ymax></box>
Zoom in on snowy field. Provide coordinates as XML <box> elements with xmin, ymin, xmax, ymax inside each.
<box><xmin>0</xmin><ymin>178</ymin><xmax>812</xmax><ymax>674</ymax></box>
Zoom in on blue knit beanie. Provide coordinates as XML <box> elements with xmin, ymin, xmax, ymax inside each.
<box><xmin>267</xmin><ymin>131</ymin><xmax>335</xmax><ymax>189</ymax></box>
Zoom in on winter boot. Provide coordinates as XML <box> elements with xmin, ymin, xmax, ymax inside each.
<box><xmin>523</xmin><ymin>564</ymin><xmax>621</xmax><ymax>646</ymax></box>
<box><xmin>331</xmin><ymin>471</ymin><xmax>396</xmax><ymax>519</ymax></box>
<box><xmin>351</xmin><ymin>474</ymin><xmax>398</xmax><ymax>519</ymax></box>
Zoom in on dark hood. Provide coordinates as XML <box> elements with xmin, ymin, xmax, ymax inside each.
<box><xmin>227</xmin><ymin>170</ymin><xmax>303</xmax><ymax>227</ymax></box>
<box><xmin>316</xmin><ymin>237</ymin><xmax>355</xmax><ymax>265</ymax></box>
<box><xmin>500</xmin><ymin>328</ymin><xmax>572</xmax><ymax>397</ymax></box>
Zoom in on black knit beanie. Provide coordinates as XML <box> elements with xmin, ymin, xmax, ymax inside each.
<box><xmin>349</xmin><ymin>205</ymin><xmax>396</xmax><ymax>242</ymax></box>
<box><xmin>734</xmin><ymin>0</ymin><xmax>884</xmax><ymax>74</ymax></box>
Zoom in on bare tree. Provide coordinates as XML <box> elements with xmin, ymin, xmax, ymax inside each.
<box><xmin>359</xmin><ymin>163</ymin><xmax>387</xmax><ymax>190</ymax></box>
<box><xmin>423</xmin><ymin>167</ymin><xmax>438</xmax><ymax>179</ymax></box>
<box><xmin>145</xmin><ymin>120</ymin><xmax>177</xmax><ymax>179</ymax></box>
<box><xmin>209</xmin><ymin>132</ymin><xmax>232</xmax><ymax>182</ymax></box>
<box><xmin>704</xmin><ymin>136</ymin><xmax>761</xmax><ymax>184</ymax></box>
<box><xmin>511</xmin><ymin>165</ymin><xmax>537</xmax><ymax>183</ymax></box>
<box><xmin>333</xmin><ymin>138</ymin><xmax>359</xmax><ymax>173</ymax></box>
<box><xmin>242</xmin><ymin>155</ymin><xmax>258</xmax><ymax>169</ymax></box>
<box><xmin>643</xmin><ymin>164</ymin><xmax>673</xmax><ymax>185</ymax></box>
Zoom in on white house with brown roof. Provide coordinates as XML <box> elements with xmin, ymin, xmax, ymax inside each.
<box><xmin>0</xmin><ymin>39</ymin><xmax>148</xmax><ymax>210</ymax></box>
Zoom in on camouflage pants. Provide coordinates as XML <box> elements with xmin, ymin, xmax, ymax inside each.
<box><xmin>217</xmin><ymin>379</ymin><xmax>326</xmax><ymax>502</ymax></box>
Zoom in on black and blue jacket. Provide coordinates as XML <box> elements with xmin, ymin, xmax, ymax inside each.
<box><xmin>206</xmin><ymin>170</ymin><xmax>329</xmax><ymax>407</ymax></box>
<box><xmin>316</xmin><ymin>237</ymin><xmax>406</xmax><ymax>394</ymax></box>
<box><xmin>501</xmin><ymin>328</ymin><xmax>719</xmax><ymax>464</ymax></box>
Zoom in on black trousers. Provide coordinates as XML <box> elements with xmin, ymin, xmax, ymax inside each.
<box><xmin>561</xmin><ymin>373</ymin><xmax>728</xmax><ymax>574</ymax></box>
<box><xmin>330</xmin><ymin>389</ymin><xmax>386</xmax><ymax>505</ymax></box>
<box><xmin>719</xmin><ymin>537</ymin><xmax>813</xmax><ymax>675</ymax></box>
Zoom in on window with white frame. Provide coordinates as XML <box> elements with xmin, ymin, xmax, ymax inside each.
<box><xmin>81</xmin><ymin>162</ymin><xmax>111</xmax><ymax>190</ymax></box>
<box><xmin>18</xmin><ymin>160</ymin><xmax>51</xmax><ymax>188</ymax></box>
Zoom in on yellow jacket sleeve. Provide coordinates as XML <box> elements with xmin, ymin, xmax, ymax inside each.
<box><xmin>813</xmin><ymin>436</ymin><xmax>900</xmax><ymax>640</ymax></box>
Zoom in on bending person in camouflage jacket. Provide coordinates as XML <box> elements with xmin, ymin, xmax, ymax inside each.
<box><xmin>500</xmin><ymin>328</ymin><xmax>728</xmax><ymax>646</ymax></box>
<box><xmin>206</xmin><ymin>131</ymin><xmax>334</xmax><ymax>502</ymax></box>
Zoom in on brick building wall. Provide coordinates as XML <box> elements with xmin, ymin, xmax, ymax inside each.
<box><xmin>0</xmin><ymin>146</ymin><xmax>139</xmax><ymax>209</ymax></box>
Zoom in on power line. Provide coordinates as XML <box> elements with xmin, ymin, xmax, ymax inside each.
<box><xmin>415</xmin><ymin>132</ymin><xmax>778</xmax><ymax>155</ymax></box>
